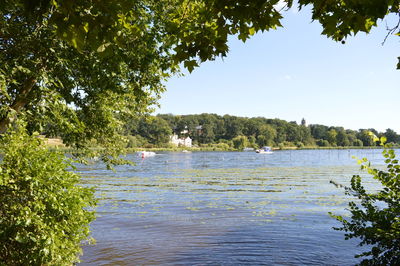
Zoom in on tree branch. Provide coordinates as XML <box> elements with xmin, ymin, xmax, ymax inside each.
<box><xmin>0</xmin><ymin>77</ymin><xmax>36</xmax><ymax>134</ymax></box>
<box><xmin>382</xmin><ymin>13</ymin><xmax>400</xmax><ymax>45</ymax></box>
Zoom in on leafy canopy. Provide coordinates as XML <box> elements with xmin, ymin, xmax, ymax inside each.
<box><xmin>298</xmin><ymin>0</ymin><xmax>400</xmax><ymax>68</ymax></box>
<box><xmin>0</xmin><ymin>0</ymin><xmax>290</xmax><ymax>162</ymax></box>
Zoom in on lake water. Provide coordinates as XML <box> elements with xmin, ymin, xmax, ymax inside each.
<box><xmin>78</xmin><ymin>149</ymin><xmax>389</xmax><ymax>265</ymax></box>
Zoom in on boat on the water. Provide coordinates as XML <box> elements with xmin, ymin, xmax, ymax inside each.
<box><xmin>255</xmin><ymin>146</ymin><xmax>273</xmax><ymax>154</ymax></box>
<box><xmin>139</xmin><ymin>151</ymin><xmax>156</xmax><ymax>158</ymax></box>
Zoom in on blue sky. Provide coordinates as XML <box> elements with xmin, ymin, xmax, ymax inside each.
<box><xmin>156</xmin><ymin>7</ymin><xmax>400</xmax><ymax>133</ymax></box>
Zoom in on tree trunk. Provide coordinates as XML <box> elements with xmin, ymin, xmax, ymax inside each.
<box><xmin>0</xmin><ymin>77</ymin><xmax>36</xmax><ymax>134</ymax></box>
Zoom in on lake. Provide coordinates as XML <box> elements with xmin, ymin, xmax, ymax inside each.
<box><xmin>78</xmin><ymin>149</ymin><xmax>388</xmax><ymax>265</ymax></box>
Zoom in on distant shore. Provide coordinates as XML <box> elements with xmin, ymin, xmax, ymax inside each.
<box><xmin>128</xmin><ymin>145</ymin><xmax>392</xmax><ymax>153</ymax></box>
<box><xmin>40</xmin><ymin>136</ymin><xmax>397</xmax><ymax>154</ymax></box>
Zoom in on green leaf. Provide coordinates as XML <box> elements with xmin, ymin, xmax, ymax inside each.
<box><xmin>248</xmin><ymin>27</ymin><xmax>256</xmax><ymax>36</ymax></box>
<box><xmin>238</xmin><ymin>32</ymin><xmax>248</xmax><ymax>42</ymax></box>
<box><xmin>183</xmin><ymin>60</ymin><xmax>199</xmax><ymax>73</ymax></box>
<box><xmin>15</xmin><ymin>234</ymin><xmax>26</xmax><ymax>244</ymax></box>
<box><xmin>83</xmin><ymin>22</ymin><xmax>89</xmax><ymax>33</ymax></box>
<box><xmin>97</xmin><ymin>43</ymin><xmax>111</xmax><ymax>53</ymax></box>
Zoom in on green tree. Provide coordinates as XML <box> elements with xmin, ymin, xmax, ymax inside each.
<box><xmin>358</xmin><ymin>130</ymin><xmax>376</xmax><ymax>147</ymax></box>
<box><xmin>0</xmin><ymin>0</ymin><xmax>300</xmax><ymax>140</ymax></box>
<box><xmin>243</xmin><ymin>117</ymin><xmax>264</xmax><ymax>137</ymax></box>
<box><xmin>156</xmin><ymin>114</ymin><xmax>180</xmax><ymax>133</ymax></box>
<box><xmin>285</xmin><ymin>122</ymin><xmax>301</xmax><ymax>142</ymax></box>
<box><xmin>2</xmin><ymin>0</ymin><xmax>399</xmax><ymax>141</ymax></box>
<box><xmin>138</xmin><ymin>117</ymin><xmax>172</xmax><ymax>146</ymax></box>
<box><xmin>353</xmin><ymin>139</ymin><xmax>364</xmax><ymax>147</ymax></box>
<box><xmin>384</xmin><ymin>128</ymin><xmax>400</xmax><ymax>144</ymax></box>
<box><xmin>270</xmin><ymin>119</ymin><xmax>288</xmax><ymax>144</ymax></box>
<box><xmin>223</xmin><ymin>115</ymin><xmax>245</xmax><ymax>140</ymax></box>
<box><xmin>232</xmin><ymin>135</ymin><xmax>249</xmax><ymax>150</ymax></box>
<box><xmin>198</xmin><ymin>123</ymin><xmax>216</xmax><ymax>144</ymax></box>
<box><xmin>327</xmin><ymin>128</ymin><xmax>338</xmax><ymax>146</ymax></box>
<box><xmin>126</xmin><ymin>135</ymin><xmax>147</xmax><ymax>148</ymax></box>
<box><xmin>0</xmin><ymin>2</ymin><xmax>177</xmax><ymax>164</ymax></box>
<box><xmin>299</xmin><ymin>125</ymin><xmax>314</xmax><ymax>146</ymax></box>
<box><xmin>310</xmin><ymin>124</ymin><xmax>329</xmax><ymax>140</ymax></box>
<box><xmin>316</xmin><ymin>139</ymin><xmax>330</xmax><ymax>147</ymax></box>
<box><xmin>256</xmin><ymin>135</ymin><xmax>268</xmax><ymax>148</ymax></box>
<box><xmin>346</xmin><ymin>129</ymin><xmax>358</xmax><ymax>146</ymax></box>
<box><xmin>196</xmin><ymin>114</ymin><xmax>219</xmax><ymax>143</ymax></box>
<box><xmin>248</xmin><ymin>135</ymin><xmax>257</xmax><ymax>148</ymax></box>
<box><xmin>0</xmin><ymin>124</ymin><xmax>96</xmax><ymax>265</ymax></box>
<box><xmin>213</xmin><ymin>115</ymin><xmax>227</xmax><ymax>140</ymax></box>
<box><xmin>257</xmin><ymin>124</ymin><xmax>277</xmax><ymax>147</ymax></box>
<box><xmin>330</xmin><ymin>139</ymin><xmax>400</xmax><ymax>264</ymax></box>
<box><xmin>337</xmin><ymin>129</ymin><xmax>350</xmax><ymax>147</ymax></box>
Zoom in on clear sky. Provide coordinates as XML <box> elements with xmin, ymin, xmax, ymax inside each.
<box><xmin>156</xmin><ymin>7</ymin><xmax>400</xmax><ymax>133</ymax></box>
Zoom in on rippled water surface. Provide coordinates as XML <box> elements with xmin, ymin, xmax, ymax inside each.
<box><xmin>78</xmin><ymin>149</ymin><xmax>388</xmax><ymax>265</ymax></box>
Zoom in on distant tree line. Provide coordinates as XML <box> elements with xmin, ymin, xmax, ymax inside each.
<box><xmin>122</xmin><ymin>113</ymin><xmax>400</xmax><ymax>149</ymax></box>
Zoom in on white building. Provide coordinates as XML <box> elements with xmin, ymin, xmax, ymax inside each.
<box><xmin>170</xmin><ymin>134</ymin><xmax>192</xmax><ymax>147</ymax></box>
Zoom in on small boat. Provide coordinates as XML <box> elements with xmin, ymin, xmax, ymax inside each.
<box><xmin>139</xmin><ymin>151</ymin><xmax>156</xmax><ymax>158</ymax></box>
<box><xmin>256</xmin><ymin>146</ymin><xmax>273</xmax><ymax>154</ymax></box>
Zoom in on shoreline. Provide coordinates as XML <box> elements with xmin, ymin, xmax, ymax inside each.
<box><xmin>42</xmin><ymin>145</ymin><xmax>399</xmax><ymax>154</ymax></box>
<box><xmin>129</xmin><ymin>146</ymin><xmax>393</xmax><ymax>152</ymax></box>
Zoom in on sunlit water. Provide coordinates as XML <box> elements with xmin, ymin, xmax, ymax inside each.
<box><xmin>78</xmin><ymin>149</ymin><xmax>390</xmax><ymax>265</ymax></box>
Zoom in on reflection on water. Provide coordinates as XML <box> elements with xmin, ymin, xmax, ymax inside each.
<box><xmin>78</xmin><ymin>149</ymin><xmax>388</xmax><ymax>265</ymax></box>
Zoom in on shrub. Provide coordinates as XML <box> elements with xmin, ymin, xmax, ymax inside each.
<box><xmin>295</xmin><ymin>141</ymin><xmax>304</xmax><ymax>148</ymax></box>
<box><xmin>211</xmin><ymin>143</ymin><xmax>231</xmax><ymax>151</ymax></box>
<box><xmin>143</xmin><ymin>143</ymin><xmax>155</xmax><ymax>149</ymax></box>
<box><xmin>316</xmin><ymin>139</ymin><xmax>330</xmax><ymax>147</ymax></box>
<box><xmin>0</xmin><ymin>126</ymin><xmax>96</xmax><ymax>265</ymax></box>
<box><xmin>232</xmin><ymin>135</ymin><xmax>249</xmax><ymax>150</ymax></box>
<box><xmin>353</xmin><ymin>139</ymin><xmax>364</xmax><ymax>147</ymax></box>
<box><xmin>126</xmin><ymin>135</ymin><xmax>146</xmax><ymax>148</ymax></box>
<box><xmin>218</xmin><ymin>139</ymin><xmax>233</xmax><ymax>148</ymax></box>
<box><xmin>330</xmin><ymin>140</ymin><xmax>400</xmax><ymax>264</ymax></box>
<box><xmin>282</xmin><ymin>141</ymin><xmax>294</xmax><ymax>147</ymax></box>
